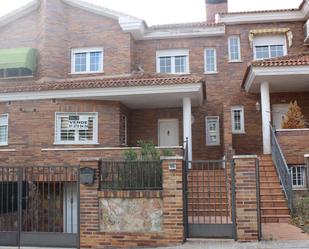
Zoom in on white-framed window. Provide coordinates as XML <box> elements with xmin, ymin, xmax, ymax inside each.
<box><xmin>156</xmin><ymin>49</ymin><xmax>190</xmax><ymax>74</ymax></box>
<box><xmin>290</xmin><ymin>166</ymin><xmax>306</xmax><ymax>188</ymax></box>
<box><xmin>204</xmin><ymin>48</ymin><xmax>217</xmax><ymax>73</ymax></box>
<box><xmin>231</xmin><ymin>106</ymin><xmax>245</xmax><ymax>134</ymax></box>
<box><xmin>55</xmin><ymin>112</ymin><xmax>98</xmax><ymax>144</ymax></box>
<box><xmin>0</xmin><ymin>114</ymin><xmax>8</xmax><ymax>146</ymax></box>
<box><xmin>206</xmin><ymin>116</ymin><xmax>220</xmax><ymax>146</ymax></box>
<box><xmin>253</xmin><ymin>35</ymin><xmax>287</xmax><ymax>60</ymax></box>
<box><xmin>228</xmin><ymin>36</ymin><xmax>241</xmax><ymax>62</ymax></box>
<box><xmin>120</xmin><ymin>114</ymin><xmax>128</xmax><ymax>146</ymax></box>
<box><xmin>71</xmin><ymin>47</ymin><xmax>103</xmax><ymax>74</ymax></box>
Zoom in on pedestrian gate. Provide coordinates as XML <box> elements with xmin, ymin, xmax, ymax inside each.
<box><xmin>0</xmin><ymin>166</ymin><xmax>79</xmax><ymax>248</ymax></box>
<box><xmin>183</xmin><ymin>160</ymin><xmax>236</xmax><ymax>239</ymax></box>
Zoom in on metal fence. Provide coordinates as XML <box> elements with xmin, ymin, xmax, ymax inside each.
<box><xmin>270</xmin><ymin>124</ymin><xmax>293</xmax><ymax>210</ymax></box>
<box><xmin>99</xmin><ymin>160</ymin><xmax>162</xmax><ymax>190</ymax></box>
<box><xmin>184</xmin><ymin>159</ymin><xmax>236</xmax><ymax>239</ymax></box>
<box><xmin>0</xmin><ymin>166</ymin><xmax>79</xmax><ymax>248</ymax></box>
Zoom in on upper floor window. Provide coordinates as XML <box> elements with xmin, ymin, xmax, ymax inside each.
<box><xmin>228</xmin><ymin>36</ymin><xmax>241</xmax><ymax>62</ymax></box>
<box><xmin>205</xmin><ymin>116</ymin><xmax>220</xmax><ymax>146</ymax></box>
<box><xmin>55</xmin><ymin>112</ymin><xmax>98</xmax><ymax>144</ymax></box>
<box><xmin>0</xmin><ymin>114</ymin><xmax>8</xmax><ymax>146</ymax></box>
<box><xmin>231</xmin><ymin>106</ymin><xmax>245</xmax><ymax>134</ymax></box>
<box><xmin>71</xmin><ymin>47</ymin><xmax>103</xmax><ymax>74</ymax></box>
<box><xmin>253</xmin><ymin>35</ymin><xmax>287</xmax><ymax>60</ymax></box>
<box><xmin>290</xmin><ymin>166</ymin><xmax>306</xmax><ymax>188</ymax></box>
<box><xmin>156</xmin><ymin>49</ymin><xmax>189</xmax><ymax>74</ymax></box>
<box><xmin>204</xmin><ymin>48</ymin><xmax>217</xmax><ymax>74</ymax></box>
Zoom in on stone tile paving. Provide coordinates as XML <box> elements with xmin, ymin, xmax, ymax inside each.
<box><xmin>149</xmin><ymin>239</ymin><xmax>309</xmax><ymax>249</ymax></box>
<box><xmin>262</xmin><ymin>223</ymin><xmax>309</xmax><ymax>240</ymax></box>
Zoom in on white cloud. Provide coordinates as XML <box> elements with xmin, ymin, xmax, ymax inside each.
<box><xmin>0</xmin><ymin>0</ymin><xmax>303</xmax><ymax>25</ymax></box>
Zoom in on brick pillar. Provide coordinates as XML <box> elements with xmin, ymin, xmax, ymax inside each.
<box><xmin>161</xmin><ymin>157</ymin><xmax>185</xmax><ymax>244</ymax></box>
<box><xmin>233</xmin><ymin>155</ymin><xmax>260</xmax><ymax>242</ymax></box>
<box><xmin>79</xmin><ymin>158</ymin><xmax>100</xmax><ymax>249</ymax></box>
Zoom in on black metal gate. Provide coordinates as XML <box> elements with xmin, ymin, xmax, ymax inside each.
<box><xmin>184</xmin><ymin>157</ymin><xmax>236</xmax><ymax>239</ymax></box>
<box><xmin>0</xmin><ymin>166</ymin><xmax>80</xmax><ymax>248</ymax></box>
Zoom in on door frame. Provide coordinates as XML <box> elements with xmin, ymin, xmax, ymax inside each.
<box><xmin>158</xmin><ymin>119</ymin><xmax>180</xmax><ymax>147</ymax></box>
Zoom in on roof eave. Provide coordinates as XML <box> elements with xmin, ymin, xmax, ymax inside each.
<box><xmin>0</xmin><ymin>0</ymin><xmax>40</xmax><ymax>28</ymax></box>
<box><xmin>217</xmin><ymin>0</ymin><xmax>309</xmax><ymax>24</ymax></box>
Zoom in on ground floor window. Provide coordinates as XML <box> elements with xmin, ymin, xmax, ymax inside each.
<box><xmin>120</xmin><ymin>114</ymin><xmax>127</xmax><ymax>146</ymax></box>
<box><xmin>55</xmin><ymin>112</ymin><xmax>98</xmax><ymax>144</ymax></box>
<box><xmin>205</xmin><ymin>116</ymin><xmax>220</xmax><ymax>146</ymax></box>
<box><xmin>290</xmin><ymin>166</ymin><xmax>306</xmax><ymax>188</ymax></box>
<box><xmin>0</xmin><ymin>114</ymin><xmax>8</xmax><ymax>145</ymax></box>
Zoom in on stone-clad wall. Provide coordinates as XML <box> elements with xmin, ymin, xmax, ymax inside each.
<box><xmin>99</xmin><ymin>191</ymin><xmax>163</xmax><ymax>233</ymax></box>
<box><xmin>79</xmin><ymin>158</ymin><xmax>184</xmax><ymax>248</ymax></box>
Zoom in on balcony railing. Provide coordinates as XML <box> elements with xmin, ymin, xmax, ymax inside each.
<box><xmin>99</xmin><ymin>160</ymin><xmax>162</xmax><ymax>190</ymax></box>
<box><xmin>270</xmin><ymin>124</ymin><xmax>293</xmax><ymax>210</ymax></box>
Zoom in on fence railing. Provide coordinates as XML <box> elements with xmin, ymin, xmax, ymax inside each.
<box><xmin>99</xmin><ymin>160</ymin><xmax>162</xmax><ymax>190</ymax></box>
<box><xmin>270</xmin><ymin>124</ymin><xmax>293</xmax><ymax>210</ymax></box>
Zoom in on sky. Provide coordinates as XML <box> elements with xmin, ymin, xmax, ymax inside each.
<box><xmin>0</xmin><ymin>0</ymin><xmax>303</xmax><ymax>25</ymax></box>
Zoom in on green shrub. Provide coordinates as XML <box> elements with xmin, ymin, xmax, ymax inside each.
<box><xmin>292</xmin><ymin>196</ymin><xmax>309</xmax><ymax>233</ymax></box>
<box><xmin>137</xmin><ymin>140</ymin><xmax>160</xmax><ymax>160</ymax></box>
<box><xmin>162</xmin><ymin>148</ymin><xmax>174</xmax><ymax>157</ymax></box>
<box><xmin>124</xmin><ymin>148</ymin><xmax>138</xmax><ymax>161</ymax></box>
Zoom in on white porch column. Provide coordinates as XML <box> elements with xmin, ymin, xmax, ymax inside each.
<box><xmin>260</xmin><ymin>82</ymin><xmax>271</xmax><ymax>154</ymax></box>
<box><xmin>183</xmin><ymin>97</ymin><xmax>192</xmax><ymax>161</ymax></box>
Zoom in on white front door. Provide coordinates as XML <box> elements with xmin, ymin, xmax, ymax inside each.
<box><xmin>272</xmin><ymin>104</ymin><xmax>289</xmax><ymax>129</ymax></box>
<box><xmin>158</xmin><ymin>119</ymin><xmax>179</xmax><ymax>146</ymax></box>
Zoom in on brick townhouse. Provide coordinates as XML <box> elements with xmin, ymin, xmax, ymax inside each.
<box><xmin>0</xmin><ymin>0</ymin><xmax>309</xmax><ymax>248</ymax></box>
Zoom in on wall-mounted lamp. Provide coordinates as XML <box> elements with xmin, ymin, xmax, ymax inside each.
<box><xmin>256</xmin><ymin>101</ymin><xmax>261</xmax><ymax>112</ymax></box>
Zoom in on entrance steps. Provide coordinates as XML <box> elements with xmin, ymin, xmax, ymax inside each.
<box><xmin>259</xmin><ymin>155</ymin><xmax>291</xmax><ymax>223</ymax></box>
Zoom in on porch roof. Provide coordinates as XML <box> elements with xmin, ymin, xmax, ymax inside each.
<box><xmin>0</xmin><ymin>74</ymin><xmax>205</xmax><ymax>109</ymax></box>
<box><xmin>242</xmin><ymin>53</ymin><xmax>309</xmax><ymax>93</ymax></box>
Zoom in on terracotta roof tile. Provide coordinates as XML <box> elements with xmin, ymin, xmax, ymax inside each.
<box><xmin>0</xmin><ymin>74</ymin><xmax>204</xmax><ymax>94</ymax></box>
<box><xmin>219</xmin><ymin>8</ymin><xmax>299</xmax><ymax>16</ymax></box>
<box><xmin>251</xmin><ymin>53</ymin><xmax>309</xmax><ymax>67</ymax></box>
<box><xmin>219</xmin><ymin>0</ymin><xmax>305</xmax><ymax>16</ymax></box>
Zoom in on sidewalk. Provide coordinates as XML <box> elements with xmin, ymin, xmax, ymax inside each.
<box><xmin>152</xmin><ymin>239</ymin><xmax>309</xmax><ymax>249</ymax></box>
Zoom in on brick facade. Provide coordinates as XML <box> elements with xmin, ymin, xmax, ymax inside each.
<box><xmin>0</xmin><ymin>0</ymin><xmax>308</xmax><ymax>162</ymax></box>
<box><xmin>79</xmin><ymin>158</ymin><xmax>184</xmax><ymax>248</ymax></box>
<box><xmin>233</xmin><ymin>156</ymin><xmax>260</xmax><ymax>241</ymax></box>
<box><xmin>277</xmin><ymin>130</ymin><xmax>309</xmax><ymax>165</ymax></box>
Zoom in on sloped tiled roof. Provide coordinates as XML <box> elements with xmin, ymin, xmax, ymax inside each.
<box><xmin>251</xmin><ymin>53</ymin><xmax>309</xmax><ymax>67</ymax></box>
<box><xmin>241</xmin><ymin>52</ymin><xmax>309</xmax><ymax>88</ymax></box>
<box><xmin>219</xmin><ymin>0</ymin><xmax>305</xmax><ymax>16</ymax></box>
<box><xmin>0</xmin><ymin>74</ymin><xmax>204</xmax><ymax>94</ymax></box>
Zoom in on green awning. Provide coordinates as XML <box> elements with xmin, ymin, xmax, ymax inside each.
<box><xmin>0</xmin><ymin>48</ymin><xmax>38</xmax><ymax>72</ymax></box>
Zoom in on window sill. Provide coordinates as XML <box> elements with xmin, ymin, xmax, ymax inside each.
<box><xmin>228</xmin><ymin>60</ymin><xmax>243</xmax><ymax>63</ymax></box>
<box><xmin>204</xmin><ymin>71</ymin><xmax>218</xmax><ymax>75</ymax></box>
<box><xmin>157</xmin><ymin>72</ymin><xmax>191</xmax><ymax>75</ymax></box>
<box><xmin>232</xmin><ymin>131</ymin><xmax>246</xmax><ymax>135</ymax></box>
<box><xmin>206</xmin><ymin>144</ymin><xmax>221</xmax><ymax>147</ymax></box>
<box><xmin>0</xmin><ymin>143</ymin><xmax>9</xmax><ymax>147</ymax></box>
<box><xmin>69</xmin><ymin>71</ymin><xmax>104</xmax><ymax>75</ymax></box>
<box><xmin>53</xmin><ymin>142</ymin><xmax>99</xmax><ymax>145</ymax></box>
<box><xmin>292</xmin><ymin>187</ymin><xmax>307</xmax><ymax>191</ymax></box>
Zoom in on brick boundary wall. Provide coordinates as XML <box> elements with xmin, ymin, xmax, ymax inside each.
<box><xmin>233</xmin><ymin>156</ymin><xmax>260</xmax><ymax>242</ymax></box>
<box><xmin>79</xmin><ymin>157</ymin><xmax>184</xmax><ymax>248</ymax></box>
